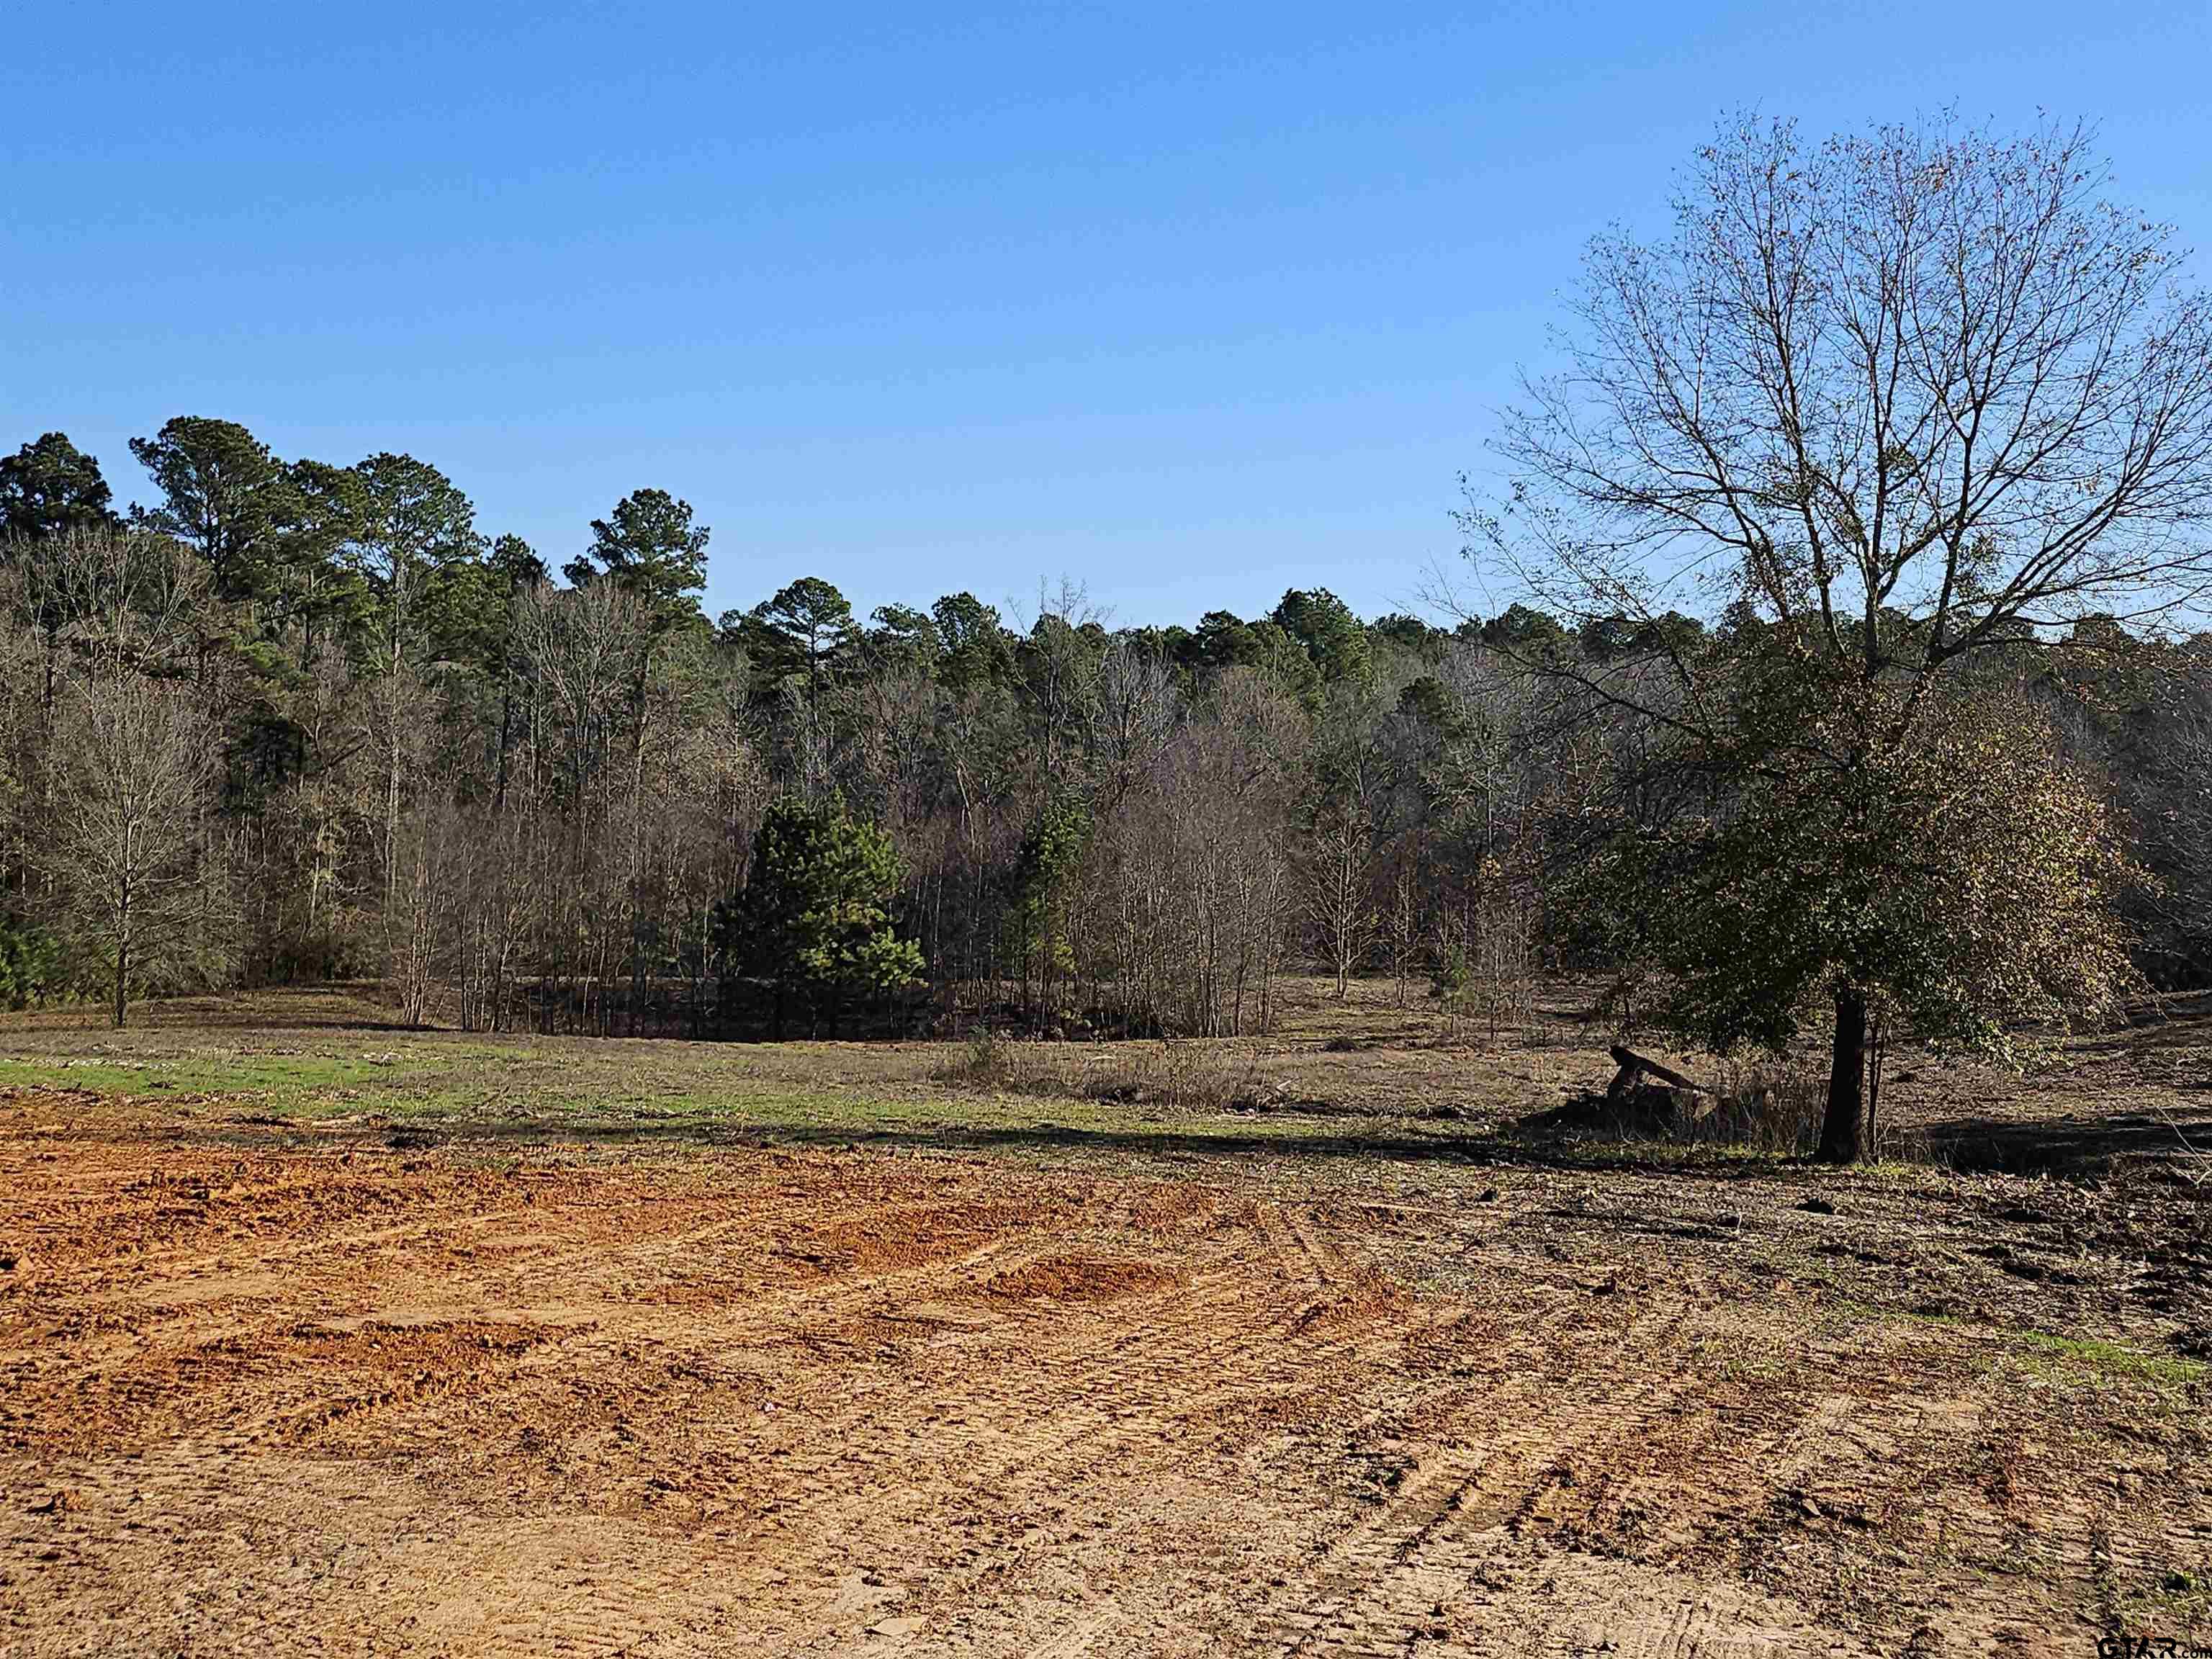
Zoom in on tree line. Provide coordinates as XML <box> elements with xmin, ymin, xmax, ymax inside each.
<box><xmin>8</xmin><ymin>112</ymin><xmax>2212</xmax><ymax>1167</ymax></box>
<box><xmin>4</xmin><ymin>431</ymin><xmax>2208</xmax><ymax>1050</ymax></box>
<box><xmin>0</xmin><ymin>423</ymin><xmax>1621</xmax><ymax>1043</ymax></box>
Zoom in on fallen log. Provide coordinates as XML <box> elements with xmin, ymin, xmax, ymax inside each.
<box><xmin>1518</xmin><ymin>1047</ymin><xmax>1719</xmax><ymax>1138</ymax></box>
<box><xmin>1606</xmin><ymin>1045</ymin><xmax>1710</xmax><ymax>1102</ymax></box>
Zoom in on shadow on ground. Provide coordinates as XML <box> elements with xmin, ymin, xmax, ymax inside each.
<box><xmin>1917</xmin><ymin>1108</ymin><xmax>2212</xmax><ymax>1179</ymax></box>
<box><xmin>203</xmin><ymin>1107</ymin><xmax>2093</xmax><ymax>1189</ymax></box>
<box><xmin>348</xmin><ymin>1098</ymin><xmax>2212</xmax><ymax>1189</ymax></box>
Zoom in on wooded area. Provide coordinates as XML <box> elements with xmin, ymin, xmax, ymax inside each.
<box><xmin>7</xmin><ymin>116</ymin><xmax>2212</xmax><ymax>1167</ymax></box>
<box><xmin>2</xmin><ymin>457</ymin><xmax>2205</xmax><ymax>1055</ymax></box>
<box><xmin>0</xmin><ymin>446</ymin><xmax>1569</xmax><ymax>1046</ymax></box>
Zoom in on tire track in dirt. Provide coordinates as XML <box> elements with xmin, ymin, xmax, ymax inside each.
<box><xmin>3</xmin><ymin>1157</ymin><xmax>1103</xmax><ymax>1657</ymax></box>
<box><xmin>7</xmin><ymin>1154</ymin><xmax>1082</xmax><ymax>1457</ymax></box>
<box><xmin>318</xmin><ymin>1197</ymin><xmax>1866</xmax><ymax>1655</ymax></box>
<box><xmin>1233</xmin><ymin>1280</ymin><xmax>1915</xmax><ymax>1659</ymax></box>
<box><xmin>655</xmin><ymin>1228</ymin><xmax>1377</xmax><ymax>1529</ymax></box>
<box><xmin>1246</xmin><ymin>1301</ymin><xmax>1691</xmax><ymax>1656</ymax></box>
<box><xmin>311</xmin><ymin>1198</ymin><xmax>1393</xmax><ymax>1656</ymax></box>
<box><xmin>9</xmin><ymin>1128</ymin><xmax>2201</xmax><ymax>1657</ymax></box>
<box><xmin>426</xmin><ymin>1199</ymin><xmax>1416</xmax><ymax>1655</ymax></box>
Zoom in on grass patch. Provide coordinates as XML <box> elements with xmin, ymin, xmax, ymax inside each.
<box><xmin>0</xmin><ymin>1050</ymin><xmax>444</xmax><ymax>1100</ymax></box>
<box><xmin>2011</xmin><ymin>1329</ymin><xmax>2208</xmax><ymax>1392</ymax></box>
<box><xmin>2114</xmin><ymin>1564</ymin><xmax>2212</xmax><ymax>1637</ymax></box>
<box><xmin>1834</xmin><ymin>1298</ymin><xmax>2208</xmax><ymax>1393</ymax></box>
<box><xmin>0</xmin><ymin>1028</ymin><xmax>1487</xmax><ymax>1159</ymax></box>
<box><xmin>0</xmin><ymin>1041</ymin><xmax>649</xmax><ymax>1116</ymax></box>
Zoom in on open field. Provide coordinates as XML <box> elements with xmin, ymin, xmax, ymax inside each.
<box><xmin>3</xmin><ymin>982</ymin><xmax>2210</xmax><ymax>1655</ymax></box>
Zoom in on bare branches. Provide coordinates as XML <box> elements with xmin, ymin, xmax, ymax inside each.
<box><xmin>30</xmin><ymin>529</ymin><xmax>224</xmax><ymax>1024</ymax></box>
<box><xmin>1475</xmin><ymin>114</ymin><xmax>2212</xmax><ymax>691</ymax></box>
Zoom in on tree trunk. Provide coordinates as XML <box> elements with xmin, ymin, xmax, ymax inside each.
<box><xmin>628</xmin><ymin>657</ymin><xmax>650</xmax><ymax>1038</ymax></box>
<box><xmin>1817</xmin><ymin>986</ymin><xmax>1867</xmax><ymax>1164</ymax></box>
<box><xmin>113</xmin><ymin>932</ymin><xmax>128</xmax><ymax>1030</ymax></box>
<box><xmin>494</xmin><ymin>673</ymin><xmax>514</xmax><ymax>811</ymax></box>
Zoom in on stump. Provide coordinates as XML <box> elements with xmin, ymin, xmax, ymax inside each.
<box><xmin>1605</xmin><ymin>1046</ymin><xmax>1714</xmax><ymax>1123</ymax></box>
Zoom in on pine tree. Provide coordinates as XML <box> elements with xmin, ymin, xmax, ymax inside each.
<box><xmin>717</xmin><ymin>797</ymin><xmax>924</xmax><ymax>1037</ymax></box>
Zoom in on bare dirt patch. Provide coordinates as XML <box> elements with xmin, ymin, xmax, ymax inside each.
<box><xmin>1</xmin><ymin>994</ymin><xmax>2209</xmax><ymax>1654</ymax></box>
<box><xmin>983</xmin><ymin>1255</ymin><xmax>1179</xmax><ymax>1303</ymax></box>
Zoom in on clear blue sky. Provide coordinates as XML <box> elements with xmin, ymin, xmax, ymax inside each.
<box><xmin>6</xmin><ymin>3</ymin><xmax>2209</xmax><ymax>628</ymax></box>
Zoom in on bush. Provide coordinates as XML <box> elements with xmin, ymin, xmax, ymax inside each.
<box><xmin>1664</xmin><ymin>1059</ymin><xmax>1827</xmax><ymax>1156</ymax></box>
<box><xmin>0</xmin><ymin>915</ymin><xmax>59</xmax><ymax>1009</ymax></box>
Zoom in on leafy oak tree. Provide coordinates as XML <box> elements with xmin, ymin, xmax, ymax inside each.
<box><xmin>1573</xmin><ymin>663</ymin><xmax>2139</xmax><ymax>1154</ymax></box>
<box><xmin>1470</xmin><ymin>114</ymin><xmax>2212</xmax><ymax>1159</ymax></box>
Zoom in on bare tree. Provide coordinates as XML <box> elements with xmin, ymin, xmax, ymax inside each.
<box><xmin>49</xmin><ymin>673</ymin><xmax>215</xmax><ymax>1025</ymax></box>
<box><xmin>1303</xmin><ymin>737</ymin><xmax>1377</xmax><ymax>999</ymax></box>
<box><xmin>34</xmin><ymin>530</ymin><xmax>219</xmax><ymax>1025</ymax></box>
<box><xmin>1470</xmin><ymin>115</ymin><xmax>2212</xmax><ymax>1159</ymax></box>
<box><xmin>1488</xmin><ymin>115</ymin><xmax>2212</xmax><ymax>657</ymax></box>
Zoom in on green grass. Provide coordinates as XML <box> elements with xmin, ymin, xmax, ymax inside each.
<box><xmin>1833</xmin><ymin>1297</ymin><xmax>2208</xmax><ymax>1394</ymax></box>
<box><xmin>0</xmin><ymin>1045</ymin><xmax>559</xmax><ymax>1114</ymax></box>
<box><xmin>2108</xmin><ymin>1562</ymin><xmax>2212</xmax><ymax>1642</ymax></box>
<box><xmin>0</xmin><ymin>1036</ymin><xmax>1471</xmax><ymax>1155</ymax></box>
<box><xmin>2011</xmin><ymin>1329</ymin><xmax>2208</xmax><ymax>1392</ymax></box>
<box><xmin>0</xmin><ymin>1044</ymin><xmax>978</xmax><ymax>1128</ymax></box>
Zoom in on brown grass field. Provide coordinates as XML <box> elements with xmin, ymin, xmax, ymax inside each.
<box><xmin>1</xmin><ymin>980</ymin><xmax>2208</xmax><ymax>1655</ymax></box>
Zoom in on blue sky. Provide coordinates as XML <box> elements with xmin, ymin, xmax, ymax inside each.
<box><xmin>6</xmin><ymin>3</ymin><xmax>2210</xmax><ymax>628</ymax></box>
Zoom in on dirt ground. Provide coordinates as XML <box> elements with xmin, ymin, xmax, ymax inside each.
<box><xmin>3</xmin><ymin>990</ymin><xmax>2211</xmax><ymax>1655</ymax></box>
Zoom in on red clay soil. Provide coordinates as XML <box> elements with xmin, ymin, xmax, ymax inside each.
<box><xmin>1</xmin><ymin>1100</ymin><xmax>2206</xmax><ymax>1655</ymax></box>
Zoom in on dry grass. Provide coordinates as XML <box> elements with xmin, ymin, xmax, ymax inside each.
<box><xmin>12</xmin><ymin>976</ymin><xmax>2212</xmax><ymax>1186</ymax></box>
<box><xmin>936</xmin><ymin>1025</ymin><xmax>1278</xmax><ymax>1111</ymax></box>
<box><xmin>1611</xmin><ymin>1058</ymin><xmax>1940</xmax><ymax>1161</ymax></box>
<box><xmin>1665</xmin><ymin>1058</ymin><xmax>1832</xmax><ymax>1156</ymax></box>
